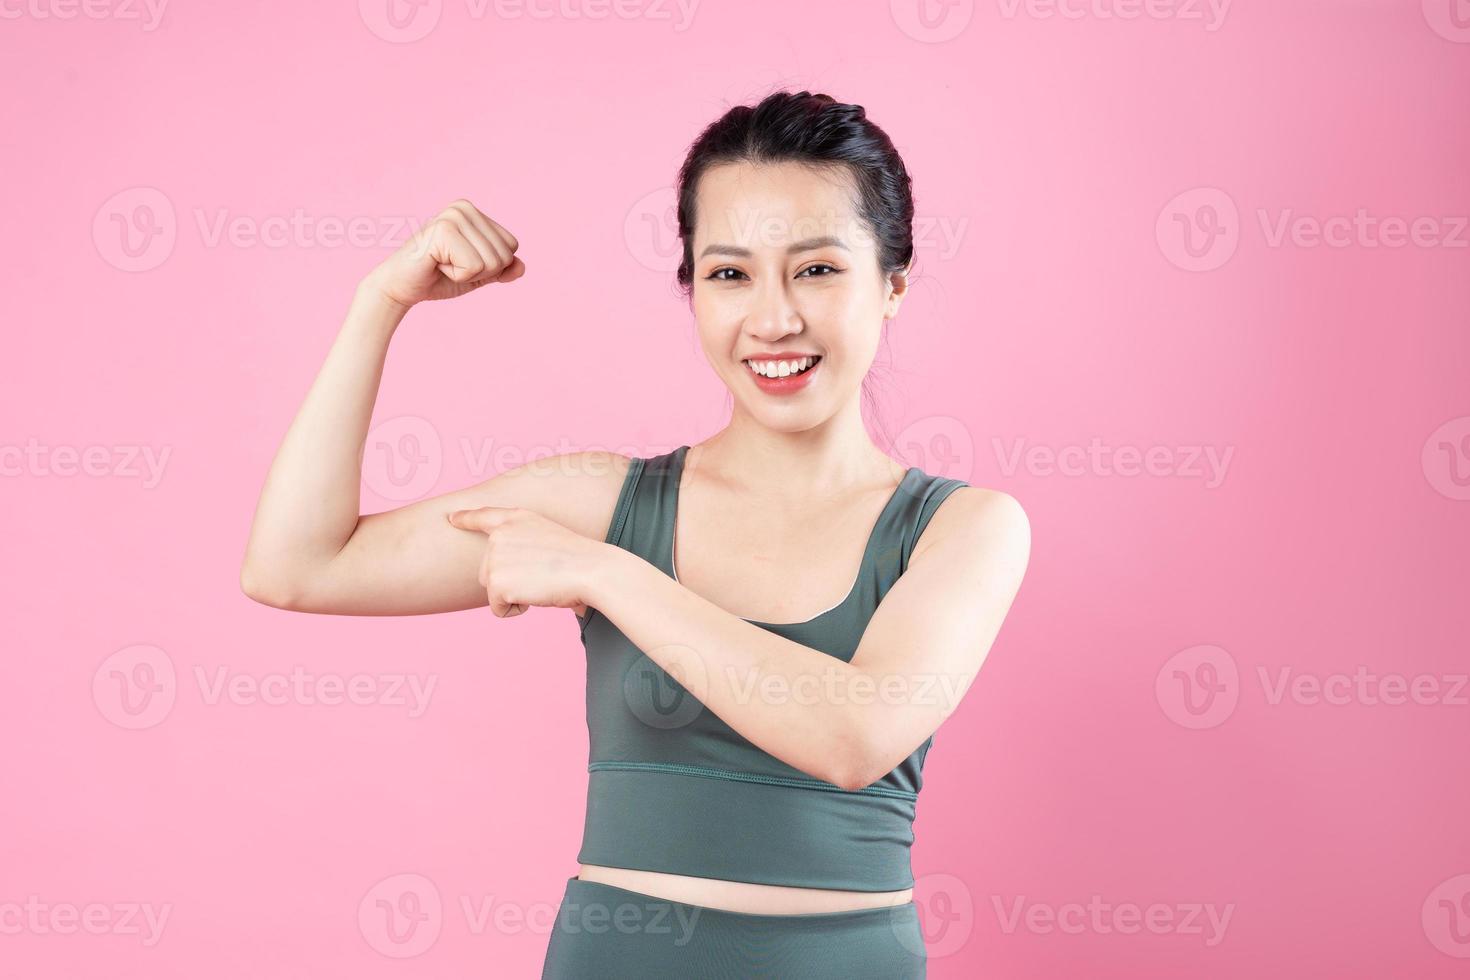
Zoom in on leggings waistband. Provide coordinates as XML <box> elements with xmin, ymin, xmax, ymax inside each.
<box><xmin>542</xmin><ymin>876</ymin><xmax>927</xmax><ymax>979</ymax></box>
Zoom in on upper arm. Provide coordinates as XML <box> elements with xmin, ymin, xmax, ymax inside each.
<box><xmin>846</xmin><ymin>486</ymin><xmax>1031</xmax><ymax>779</ymax></box>
<box><xmin>266</xmin><ymin>451</ymin><xmax>632</xmax><ymax>616</ymax></box>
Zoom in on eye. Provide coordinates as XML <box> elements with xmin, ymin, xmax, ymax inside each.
<box><xmin>705</xmin><ymin>267</ymin><xmax>748</xmax><ymax>282</ymax></box>
<box><xmin>797</xmin><ymin>263</ymin><xmax>840</xmax><ymax>278</ymax></box>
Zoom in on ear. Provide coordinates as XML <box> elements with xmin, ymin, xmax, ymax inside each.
<box><xmin>883</xmin><ymin>260</ymin><xmax>913</xmax><ymax>321</ymax></box>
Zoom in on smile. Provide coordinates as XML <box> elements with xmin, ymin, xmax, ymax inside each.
<box><xmin>743</xmin><ymin>355</ymin><xmax>820</xmax><ymax>378</ymax></box>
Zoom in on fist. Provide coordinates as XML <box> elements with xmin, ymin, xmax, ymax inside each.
<box><xmin>365</xmin><ymin>199</ymin><xmax>525</xmax><ymax>309</ymax></box>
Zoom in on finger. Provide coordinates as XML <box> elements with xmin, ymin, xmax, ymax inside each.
<box><xmin>485</xmin><ymin>216</ymin><xmax>519</xmax><ymax>254</ymax></box>
<box><xmin>441</xmin><ymin>208</ymin><xmax>507</xmax><ymax>281</ymax></box>
<box><xmin>447</xmin><ymin>507</ymin><xmax>514</xmax><ymax>533</ymax></box>
<box><xmin>429</xmin><ymin>221</ymin><xmax>487</xmax><ymax>284</ymax></box>
<box><xmin>489</xmin><ymin>595</ymin><xmax>525</xmax><ymax>617</ymax></box>
<box><xmin>490</xmin><ymin>255</ymin><xmax>526</xmax><ymax>284</ymax></box>
<box><xmin>458</xmin><ymin>206</ymin><xmax>517</xmax><ymax>267</ymax></box>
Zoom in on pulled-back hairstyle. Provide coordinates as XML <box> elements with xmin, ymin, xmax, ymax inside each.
<box><xmin>673</xmin><ymin>90</ymin><xmax>917</xmax><ymax>298</ymax></box>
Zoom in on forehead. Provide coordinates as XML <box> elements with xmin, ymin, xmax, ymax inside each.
<box><xmin>692</xmin><ymin>160</ymin><xmax>867</xmax><ymax>250</ymax></box>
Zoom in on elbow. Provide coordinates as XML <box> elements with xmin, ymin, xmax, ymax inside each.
<box><xmin>239</xmin><ymin>559</ymin><xmax>305</xmax><ymax>610</ymax></box>
<box><xmin>825</xmin><ymin>728</ymin><xmax>882</xmax><ymax>792</ymax></box>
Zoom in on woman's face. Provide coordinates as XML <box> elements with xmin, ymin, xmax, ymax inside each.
<box><xmin>688</xmin><ymin>160</ymin><xmax>908</xmax><ymax>432</ymax></box>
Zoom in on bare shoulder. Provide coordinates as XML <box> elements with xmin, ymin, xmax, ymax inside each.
<box><xmin>454</xmin><ymin>449</ymin><xmax>635</xmax><ymax>542</ymax></box>
<box><xmin>913</xmin><ymin>484</ymin><xmax>1031</xmax><ymax>577</ymax></box>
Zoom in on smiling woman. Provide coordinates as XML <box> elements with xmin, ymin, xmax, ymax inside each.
<box><xmin>239</xmin><ymin>90</ymin><xmax>1029</xmax><ymax>979</ymax></box>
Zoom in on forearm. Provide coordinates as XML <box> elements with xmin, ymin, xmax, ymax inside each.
<box><xmin>242</xmin><ymin>280</ymin><xmax>408</xmax><ymax>585</ymax></box>
<box><xmin>585</xmin><ymin>546</ymin><xmax>871</xmax><ymax>789</ymax></box>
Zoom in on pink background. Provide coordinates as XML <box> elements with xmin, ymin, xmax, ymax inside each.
<box><xmin>4</xmin><ymin>1</ymin><xmax>1469</xmax><ymax>977</ymax></box>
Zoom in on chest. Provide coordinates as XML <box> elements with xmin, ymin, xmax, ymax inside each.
<box><xmin>670</xmin><ymin>482</ymin><xmax>894</xmax><ymax>626</ymax></box>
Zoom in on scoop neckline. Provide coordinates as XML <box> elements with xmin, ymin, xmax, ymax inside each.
<box><xmin>667</xmin><ymin>444</ymin><xmax>919</xmax><ymax>629</ymax></box>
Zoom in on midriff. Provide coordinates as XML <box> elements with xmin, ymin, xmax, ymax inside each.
<box><xmin>576</xmin><ymin>864</ymin><xmax>913</xmax><ymax>914</ymax></box>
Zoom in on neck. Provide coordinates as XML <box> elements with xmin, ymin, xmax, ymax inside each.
<box><xmin>690</xmin><ymin>396</ymin><xmax>905</xmax><ymax>498</ymax></box>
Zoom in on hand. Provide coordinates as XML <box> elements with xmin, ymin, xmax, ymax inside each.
<box><xmin>446</xmin><ymin>506</ymin><xmax>604</xmax><ymax>619</ymax></box>
<box><xmin>362</xmin><ymin>199</ymin><xmax>525</xmax><ymax>310</ymax></box>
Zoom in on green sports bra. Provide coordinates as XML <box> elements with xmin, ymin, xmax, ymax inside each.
<box><xmin>574</xmin><ymin>445</ymin><xmax>968</xmax><ymax>892</ymax></box>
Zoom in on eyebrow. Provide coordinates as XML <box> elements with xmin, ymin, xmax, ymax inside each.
<box><xmin>697</xmin><ymin>235</ymin><xmax>850</xmax><ymax>260</ymax></box>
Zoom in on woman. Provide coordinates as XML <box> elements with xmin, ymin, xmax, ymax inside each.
<box><xmin>242</xmin><ymin>90</ymin><xmax>1030</xmax><ymax>978</ymax></box>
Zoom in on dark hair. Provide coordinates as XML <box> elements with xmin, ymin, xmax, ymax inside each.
<box><xmin>673</xmin><ymin>90</ymin><xmax>917</xmax><ymax>297</ymax></box>
<box><xmin>672</xmin><ymin>90</ymin><xmax>917</xmax><ymax>446</ymax></box>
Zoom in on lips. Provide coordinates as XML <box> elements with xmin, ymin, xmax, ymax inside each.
<box><xmin>743</xmin><ymin>355</ymin><xmax>822</xmax><ymax>394</ymax></box>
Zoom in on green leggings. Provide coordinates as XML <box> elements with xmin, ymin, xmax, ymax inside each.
<box><xmin>540</xmin><ymin>876</ymin><xmax>927</xmax><ymax>979</ymax></box>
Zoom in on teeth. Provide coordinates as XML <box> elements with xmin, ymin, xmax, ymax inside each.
<box><xmin>746</xmin><ymin>356</ymin><xmax>817</xmax><ymax>378</ymax></box>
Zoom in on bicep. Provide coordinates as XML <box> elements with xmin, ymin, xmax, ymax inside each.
<box><xmin>850</xmin><ymin>488</ymin><xmax>1031</xmax><ymax>763</ymax></box>
<box><xmin>284</xmin><ymin>451</ymin><xmax>631</xmax><ymax>616</ymax></box>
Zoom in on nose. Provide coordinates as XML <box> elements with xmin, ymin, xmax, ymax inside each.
<box><xmin>745</xmin><ymin>276</ymin><xmax>804</xmax><ymax>342</ymax></box>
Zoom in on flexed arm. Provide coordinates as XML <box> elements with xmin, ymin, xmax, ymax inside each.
<box><xmin>240</xmin><ymin>200</ymin><xmax>624</xmax><ymax>617</ymax></box>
